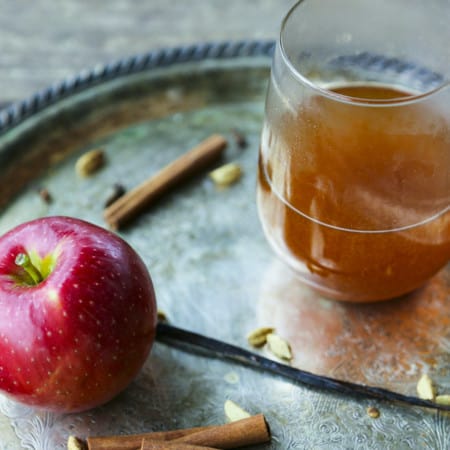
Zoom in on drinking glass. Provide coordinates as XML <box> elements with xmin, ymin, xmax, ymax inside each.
<box><xmin>257</xmin><ymin>0</ymin><xmax>450</xmax><ymax>302</ymax></box>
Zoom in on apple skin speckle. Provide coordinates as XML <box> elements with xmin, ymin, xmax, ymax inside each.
<box><xmin>0</xmin><ymin>216</ymin><xmax>157</xmax><ymax>412</ymax></box>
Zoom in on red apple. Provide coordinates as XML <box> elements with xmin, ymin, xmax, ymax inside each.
<box><xmin>0</xmin><ymin>216</ymin><xmax>157</xmax><ymax>412</ymax></box>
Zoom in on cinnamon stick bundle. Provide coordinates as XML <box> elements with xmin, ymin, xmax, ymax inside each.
<box><xmin>80</xmin><ymin>414</ymin><xmax>270</xmax><ymax>450</ymax></box>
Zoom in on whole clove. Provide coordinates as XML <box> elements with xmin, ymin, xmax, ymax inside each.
<box><xmin>231</xmin><ymin>129</ymin><xmax>248</xmax><ymax>149</ymax></box>
<box><xmin>104</xmin><ymin>183</ymin><xmax>126</xmax><ymax>208</ymax></box>
<box><xmin>38</xmin><ymin>187</ymin><xmax>53</xmax><ymax>204</ymax></box>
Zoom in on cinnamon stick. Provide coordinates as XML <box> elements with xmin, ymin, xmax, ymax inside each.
<box><xmin>84</xmin><ymin>414</ymin><xmax>270</xmax><ymax>450</ymax></box>
<box><xmin>173</xmin><ymin>414</ymin><xmax>270</xmax><ymax>449</ymax></box>
<box><xmin>141</xmin><ymin>441</ymin><xmax>218</xmax><ymax>450</ymax></box>
<box><xmin>104</xmin><ymin>134</ymin><xmax>227</xmax><ymax>229</ymax></box>
<box><xmin>86</xmin><ymin>426</ymin><xmax>209</xmax><ymax>450</ymax></box>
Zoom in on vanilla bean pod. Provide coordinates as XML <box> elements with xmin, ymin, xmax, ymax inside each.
<box><xmin>156</xmin><ymin>322</ymin><xmax>450</xmax><ymax>412</ymax></box>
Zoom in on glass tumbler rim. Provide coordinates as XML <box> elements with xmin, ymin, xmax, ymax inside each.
<box><xmin>279</xmin><ymin>0</ymin><xmax>450</xmax><ymax>107</ymax></box>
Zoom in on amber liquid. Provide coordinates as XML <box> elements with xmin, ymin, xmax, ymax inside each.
<box><xmin>257</xmin><ymin>84</ymin><xmax>450</xmax><ymax>302</ymax></box>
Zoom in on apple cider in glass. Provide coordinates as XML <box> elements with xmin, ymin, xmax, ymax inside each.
<box><xmin>257</xmin><ymin>0</ymin><xmax>450</xmax><ymax>302</ymax></box>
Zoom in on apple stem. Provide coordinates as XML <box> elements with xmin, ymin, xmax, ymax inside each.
<box><xmin>15</xmin><ymin>253</ymin><xmax>43</xmax><ymax>285</ymax></box>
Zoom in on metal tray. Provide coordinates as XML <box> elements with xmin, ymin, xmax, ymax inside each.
<box><xmin>0</xmin><ymin>41</ymin><xmax>449</xmax><ymax>449</ymax></box>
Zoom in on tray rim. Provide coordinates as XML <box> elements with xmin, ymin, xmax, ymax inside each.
<box><xmin>0</xmin><ymin>39</ymin><xmax>275</xmax><ymax>136</ymax></box>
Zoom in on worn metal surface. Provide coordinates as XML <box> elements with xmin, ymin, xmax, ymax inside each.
<box><xmin>0</xmin><ymin>47</ymin><xmax>449</xmax><ymax>449</ymax></box>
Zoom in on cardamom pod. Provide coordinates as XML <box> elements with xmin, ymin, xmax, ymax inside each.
<box><xmin>435</xmin><ymin>395</ymin><xmax>450</xmax><ymax>406</ymax></box>
<box><xmin>366</xmin><ymin>406</ymin><xmax>380</xmax><ymax>418</ymax></box>
<box><xmin>209</xmin><ymin>162</ymin><xmax>242</xmax><ymax>187</ymax></box>
<box><xmin>67</xmin><ymin>436</ymin><xmax>85</xmax><ymax>450</ymax></box>
<box><xmin>266</xmin><ymin>333</ymin><xmax>293</xmax><ymax>361</ymax></box>
<box><xmin>416</xmin><ymin>373</ymin><xmax>436</xmax><ymax>400</ymax></box>
<box><xmin>75</xmin><ymin>149</ymin><xmax>105</xmax><ymax>177</ymax></box>
<box><xmin>247</xmin><ymin>327</ymin><xmax>275</xmax><ymax>348</ymax></box>
<box><xmin>224</xmin><ymin>399</ymin><xmax>251</xmax><ymax>422</ymax></box>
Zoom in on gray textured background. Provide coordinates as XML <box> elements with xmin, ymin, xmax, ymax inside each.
<box><xmin>0</xmin><ymin>0</ymin><xmax>295</xmax><ymax>102</ymax></box>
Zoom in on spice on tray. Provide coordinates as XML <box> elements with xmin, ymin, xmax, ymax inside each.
<box><xmin>436</xmin><ymin>395</ymin><xmax>450</xmax><ymax>406</ymax></box>
<box><xmin>366</xmin><ymin>406</ymin><xmax>380</xmax><ymax>419</ymax></box>
<box><xmin>104</xmin><ymin>134</ymin><xmax>227</xmax><ymax>230</ymax></box>
<box><xmin>266</xmin><ymin>333</ymin><xmax>293</xmax><ymax>361</ymax></box>
<box><xmin>416</xmin><ymin>374</ymin><xmax>436</xmax><ymax>400</ymax></box>
<box><xmin>38</xmin><ymin>187</ymin><xmax>53</xmax><ymax>204</ymax></box>
<box><xmin>81</xmin><ymin>414</ymin><xmax>270</xmax><ymax>450</ymax></box>
<box><xmin>104</xmin><ymin>183</ymin><xmax>126</xmax><ymax>208</ymax></box>
<box><xmin>231</xmin><ymin>129</ymin><xmax>248</xmax><ymax>149</ymax></box>
<box><xmin>247</xmin><ymin>327</ymin><xmax>275</xmax><ymax>348</ymax></box>
<box><xmin>209</xmin><ymin>162</ymin><xmax>242</xmax><ymax>187</ymax></box>
<box><xmin>224</xmin><ymin>399</ymin><xmax>251</xmax><ymax>422</ymax></box>
<box><xmin>67</xmin><ymin>435</ymin><xmax>87</xmax><ymax>450</ymax></box>
<box><xmin>75</xmin><ymin>148</ymin><xmax>106</xmax><ymax>178</ymax></box>
<box><xmin>157</xmin><ymin>309</ymin><xmax>169</xmax><ymax>323</ymax></box>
